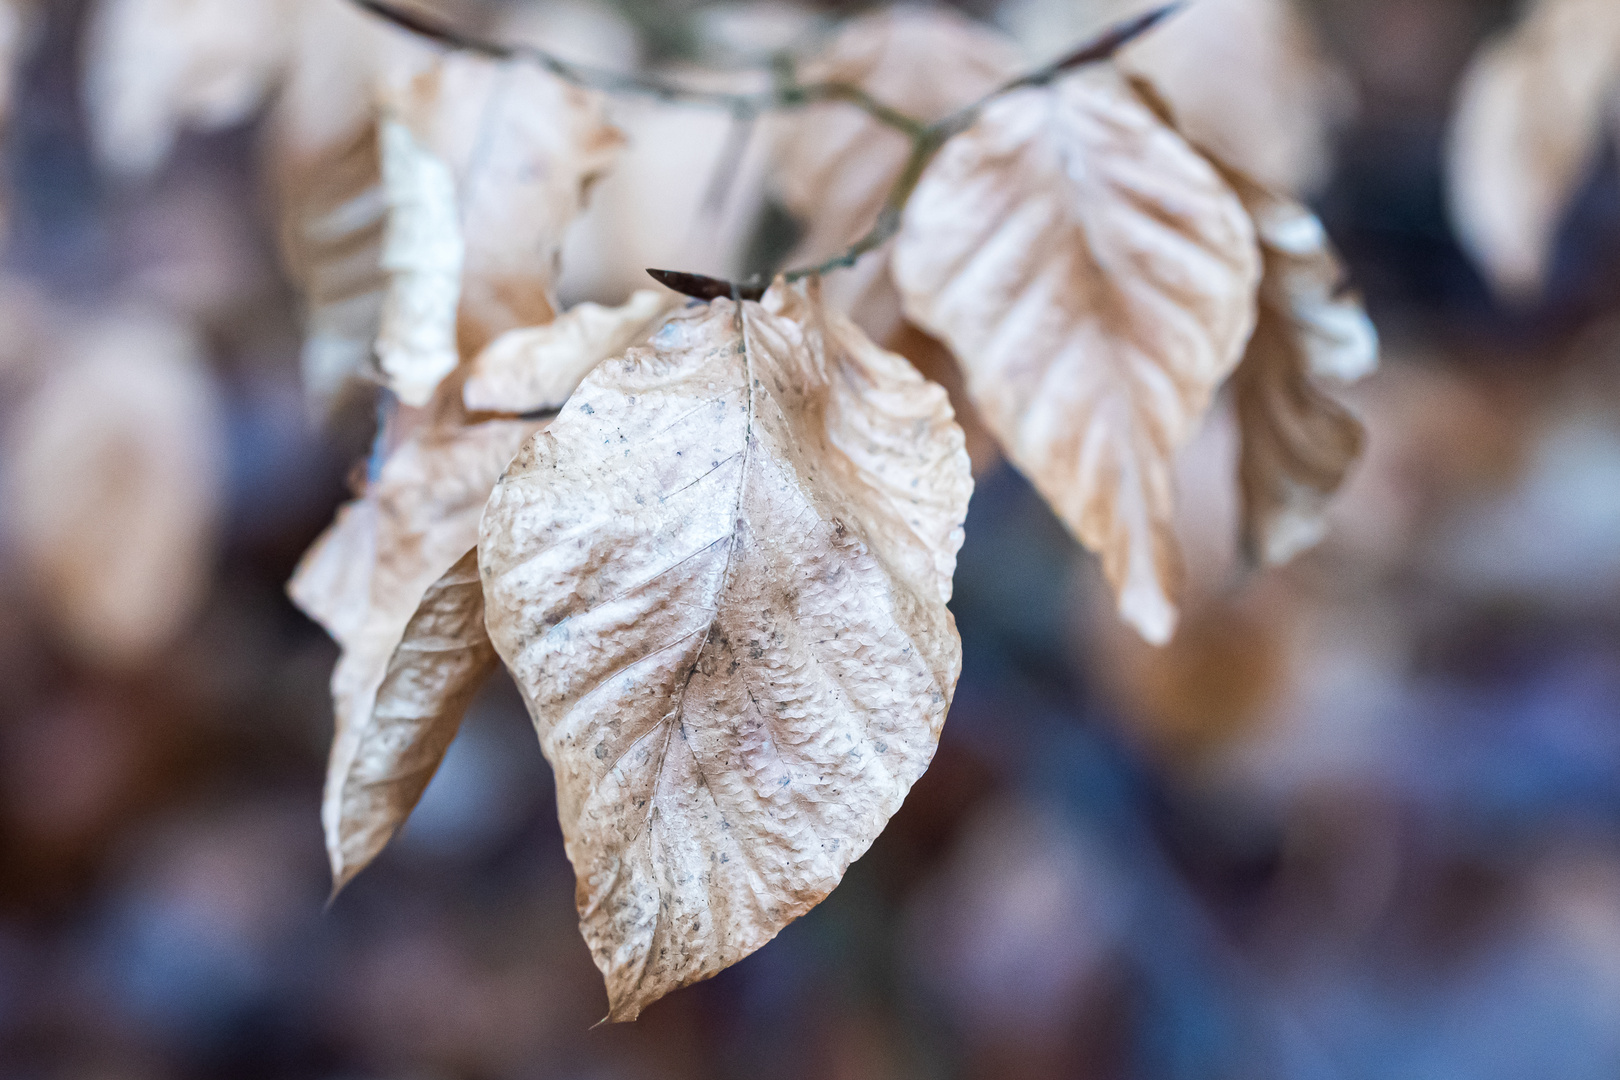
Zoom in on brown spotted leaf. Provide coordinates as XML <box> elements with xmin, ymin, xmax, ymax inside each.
<box><xmin>892</xmin><ymin>70</ymin><xmax>1260</xmax><ymax>644</ymax></box>
<box><xmin>478</xmin><ymin>281</ymin><xmax>971</xmax><ymax>1020</ymax></box>
<box><xmin>327</xmin><ymin>547</ymin><xmax>498</xmax><ymax>892</ymax></box>
<box><xmin>1228</xmin><ymin>172</ymin><xmax>1378</xmax><ymax>565</ymax></box>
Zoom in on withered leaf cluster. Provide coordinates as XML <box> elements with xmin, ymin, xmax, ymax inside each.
<box><xmin>74</xmin><ymin>0</ymin><xmax>1380</xmax><ymax>1020</ymax></box>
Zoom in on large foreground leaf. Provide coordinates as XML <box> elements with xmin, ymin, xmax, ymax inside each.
<box><xmin>892</xmin><ymin>70</ymin><xmax>1260</xmax><ymax>644</ymax></box>
<box><xmin>479</xmin><ymin>282</ymin><xmax>971</xmax><ymax>1020</ymax></box>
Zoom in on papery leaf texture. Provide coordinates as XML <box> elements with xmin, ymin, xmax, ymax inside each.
<box><xmin>374</xmin><ymin>115</ymin><xmax>465</xmax><ymax>407</ymax></box>
<box><xmin>463</xmin><ymin>289</ymin><xmax>678</xmax><ymax>413</ymax></box>
<box><xmin>892</xmin><ymin>69</ymin><xmax>1260</xmax><ymax>644</ymax></box>
<box><xmin>327</xmin><ymin>547</ymin><xmax>499</xmax><ymax>893</ymax></box>
<box><xmin>1447</xmin><ymin>0</ymin><xmax>1620</xmax><ymax>298</ymax></box>
<box><xmin>289</xmin><ymin>383</ymin><xmax>544</xmax><ymax>886</ymax></box>
<box><xmin>478</xmin><ymin>281</ymin><xmax>972</xmax><ymax>1020</ymax></box>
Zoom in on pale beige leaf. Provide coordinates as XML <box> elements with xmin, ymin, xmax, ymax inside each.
<box><xmin>375</xmin><ymin>116</ymin><xmax>464</xmax><ymax>407</ymax></box>
<box><xmin>1227</xmin><ymin>173</ymin><xmax>1378</xmax><ymax>566</ymax></box>
<box><xmin>83</xmin><ymin>0</ymin><xmax>296</xmax><ymax>174</ymax></box>
<box><xmin>288</xmin><ymin>384</ymin><xmax>545</xmax><ymax>885</ymax></box>
<box><xmin>463</xmin><ymin>289</ymin><xmax>678</xmax><ymax>413</ymax></box>
<box><xmin>479</xmin><ymin>281</ymin><xmax>971</xmax><ymax>1021</ymax></box>
<box><xmin>773</xmin><ymin>7</ymin><xmax>1021</xmax><ymax>340</ymax></box>
<box><xmin>387</xmin><ymin>55</ymin><xmax>625</xmax><ymax>358</ymax></box>
<box><xmin>328</xmin><ymin>547</ymin><xmax>498</xmax><ymax>892</ymax></box>
<box><xmin>1447</xmin><ymin>0</ymin><xmax>1620</xmax><ymax>298</ymax></box>
<box><xmin>4</xmin><ymin>309</ymin><xmax>224</xmax><ymax>666</ymax></box>
<box><xmin>892</xmin><ymin>71</ymin><xmax>1260</xmax><ymax>644</ymax></box>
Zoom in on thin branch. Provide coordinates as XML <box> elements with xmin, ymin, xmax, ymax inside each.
<box><xmin>351</xmin><ymin>0</ymin><xmax>1181</xmax><ymax>292</ymax></box>
<box><xmin>353</xmin><ymin>0</ymin><xmax>929</xmax><ymax>139</ymax></box>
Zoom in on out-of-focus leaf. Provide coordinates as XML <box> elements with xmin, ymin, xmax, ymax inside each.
<box><xmin>1229</xmin><ymin>172</ymin><xmax>1377</xmax><ymax>566</ymax></box>
<box><xmin>892</xmin><ymin>70</ymin><xmax>1260</xmax><ymax>644</ymax></box>
<box><xmin>327</xmin><ymin>547</ymin><xmax>498</xmax><ymax>892</ymax></box>
<box><xmin>374</xmin><ymin>116</ymin><xmax>464</xmax><ymax>408</ymax></box>
<box><xmin>463</xmin><ymin>288</ymin><xmax>678</xmax><ymax>413</ymax></box>
<box><xmin>0</xmin><ymin>0</ymin><xmax>34</xmax><ymax>234</ymax></box>
<box><xmin>284</xmin><ymin>47</ymin><xmax>624</xmax><ymax>410</ymax></box>
<box><xmin>998</xmin><ymin>0</ymin><xmax>1353</xmax><ymax>194</ymax></box>
<box><xmin>271</xmin><ymin>0</ymin><xmax>432</xmax><ymax>414</ymax></box>
<box><xmin>479</xmin><ymin>281</ymin><xmax>971</xmax><ymax>1020</ymax></box>
<box><xmin>83</xmin><ymin>0</ymin><xmax>296</xmax><ymax>174</ymax></box>
<box><xmin>772</xmin><ymin>7</ymin><xmax>1020</xmax><ymax>340</ymax></box>
<box><xmin>3</xmin><ymin>309</ymin><xmax>225</xmax><ymax>666</ymax></box>
<box><xmin>1447</xmin><ymin>0</ymin><xmax>1620</xmax><ymax>298</ymax></box>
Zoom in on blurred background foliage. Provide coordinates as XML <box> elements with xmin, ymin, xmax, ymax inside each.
<box><xmin>8</xmin><ymin>0</ymin><xmax>1620</xmax><ymax>1077</ymax></box>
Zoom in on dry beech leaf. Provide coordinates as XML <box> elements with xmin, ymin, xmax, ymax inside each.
<box><xmin>463</xmin><ymin>288</ymin><xmax>678</xmax><ymax>413</ymax></box>
<box><xmin>1228</xmin><ymin>172</ymin><xmax>1378</xmax><ymax>566</ymax></box>
<box><xmin>328</xmin><ymin>547</ymin><xmax>498</xmax><ymax>891</ymax></box>
<box><xmin>83</xmin><ymin>0</ymin><xmax>295</xmax><ymax>174</ymax></box>
<box><xmin>1447</xmin><ymin>0</ymin><xmax>1620</xmax><ymax>298</ymax></box>
<box><xmin>280</xmin><ymin>119</ymin><xmax>391</xmax><ymax>414</ymax></box>
<box><xmin>4</xmin><ymin>309</ymin><xmax>225</xmax><ymax>667</ymax></box>
<box><xmin>289</xmin><ymin>384</ymin><xmax>545</xmax><ymax>884</ymax></box>
<box><xmin>479</xmin><ymin>281</ymin><xmax>971</xmax><ymax>1020</ymax></box>
<box><xmin>386</xmin><ymin>55</ymin><xmax>625</xmax><ymax>359</ymax></box>
<box><xmin>374</xmin><ymin>116</ymin><xmax>464</xmax><ymax>407</ymax></box>
<box><xmin>892</xmin><ymin>70</ymin><xmax>1260</xmax><ymax>644</ymax></box>
<box><xmin>773</xmin><ymin>7</ymin><xmax>1021</xmax><ymax>340</ymax></box>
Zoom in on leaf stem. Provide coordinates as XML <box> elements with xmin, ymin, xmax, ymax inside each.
<box><xmin>350</xmin><ymin>0</ymin><xmax>1180</xmax><ymax>289</ymax></box>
